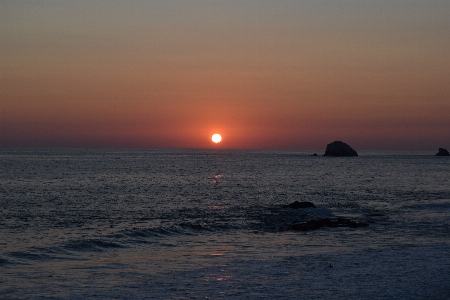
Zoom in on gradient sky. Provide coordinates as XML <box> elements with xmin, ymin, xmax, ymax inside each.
<box><xmin>1</xmin><ymin>0</ymin><xmax>449</xmax><ymax>150</ymax></box>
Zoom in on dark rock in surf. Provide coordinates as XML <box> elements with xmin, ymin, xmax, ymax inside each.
<box><xmin>323</xmin><ymin>141</ymin><xmax>358</xmax><ymax>157</ymax></box>
<box><xmin>289</xmin><ymin>217</ymin><xmax>368</xmax><ymax>231</ymax></box>
<box><xmin>312</xmin><ymin>153</ymin><xmax>318</xmax><ymax>156</ymax></box>
<box><xmin>369</xmin><ymin>213</ymin><xmax>384</xmax><ymax>217</ymax></box>
<box><xmin>436</xmin><ymin>148</ymin><xmax>449</xmax><ymax>156</ymax></box>
<box><xmin>284</xmin><ymin>201</ymin><xmax>316</xmax><ymax>209</ymax></box>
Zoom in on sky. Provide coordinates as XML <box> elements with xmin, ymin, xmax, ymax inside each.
<box><xmin>1</xmin><ymin>0</ymin><xmax>449</xmax><ymax>150</ymax></box>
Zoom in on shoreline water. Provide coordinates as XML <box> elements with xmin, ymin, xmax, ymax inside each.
<box><xmin>1</xmin><ymin>149</ymin><xmax>449</xmax><ymax>299</ymax></box>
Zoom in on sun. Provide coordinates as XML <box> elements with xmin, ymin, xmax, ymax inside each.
<box><xmin>211</xmin><ymin>133</ymin><xmax>222</xmax><ymax>143</ymax></box>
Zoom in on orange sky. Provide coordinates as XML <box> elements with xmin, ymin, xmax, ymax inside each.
<box><xmin>1</xmin><ymin>1</ymin><xmax>449</xmax><ymax>150</ymax></box>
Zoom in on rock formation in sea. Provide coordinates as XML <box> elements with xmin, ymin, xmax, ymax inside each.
<box><xmin>323</xmin><ymin>141</ymin><xmax>358</xmax><ymax>157</ymax></box>
<box><xmin>280</xmin><ymin>201</ymin><xmax>370</xmax><ymax>231</ymax></box>
<box><xmin>436</xmin><ymin>148</ymin><xmax>449</xmax><ymax>156</ymax></box>
<box><xmin>284</xmin><ymin>201</ymin><xmax>316</xmax><ymax>209</ymax></box>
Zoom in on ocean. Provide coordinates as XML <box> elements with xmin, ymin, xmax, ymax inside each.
<box><xmin>1</xmin><ymin>148</ymin><xmax>449</xmax><ymax>299</ymax></box>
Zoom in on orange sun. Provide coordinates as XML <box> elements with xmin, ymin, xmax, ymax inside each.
<box><xmin>211</xmin><ymin>133</ymin><xmax>222</xmax><ymax>143</ymax></box>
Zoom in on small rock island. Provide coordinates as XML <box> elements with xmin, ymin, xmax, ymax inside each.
<box><xmin>323</xmin><ymin>141</ymin><xmax>358</xmax><ymax>157</ymax></box>
<box><xmin>436</xmin><ymin>148</ymin><xmax>449</xmax><ymax>156</ymax></box>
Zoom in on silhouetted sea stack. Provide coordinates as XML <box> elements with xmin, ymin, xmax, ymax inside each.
<box><xmin>436</xmin><ymin>148</ymin><xmax>449</xmax><ymax>156</ymax></box>
<box><xmin>323</xmin><ymin>141</ymin><xmax>358</xmax><ymax>157</ymax></box>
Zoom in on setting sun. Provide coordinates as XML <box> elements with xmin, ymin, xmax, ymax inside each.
<box><xmin>211</xmin><ymin>134</ymin><xmax>222</xmax><ymax>143</ymax></box>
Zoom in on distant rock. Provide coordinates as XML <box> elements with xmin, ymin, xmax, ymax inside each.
<box><xmin>284</xmin><ymin>201</ymin><xmax>316</xmax><ymax>209</ymax></box>
<box><xmin>436</xmin><ymin>148</ymin><xmax>449</xmax><ymax>156</ymax></box>
<box><xmin>289</xmin><ymin>218</ymin><xmax>369</xmax><ymax>231</ymax></box>
<box><xmin>312</xmin><ymin>153</ymin><xmax>318</xmax><ymax>156</ymax></box>
<box><xmin>323</xmin><ymin>141</ymin><xmax>358</xmax><ymax>157</ymax></box>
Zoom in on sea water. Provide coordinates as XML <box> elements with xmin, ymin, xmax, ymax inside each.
<box><xmin>1</xmin><ymin>149</ymin><xmax>449</xmax><ymax>299</ymax></box>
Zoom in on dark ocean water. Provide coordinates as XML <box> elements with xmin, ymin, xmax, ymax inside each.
<box><xmin>1</xmin><ymin>149</ymin><xmax>450</xmax><ymax>299</ymax></box>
